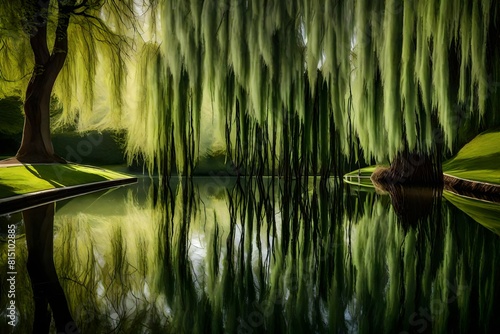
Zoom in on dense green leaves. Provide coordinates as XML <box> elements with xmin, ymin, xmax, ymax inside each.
<box><xmin>1</xmin><ymin>0</ymin><xmax>499</xmax><ymax>174</ymax></box>
<box><xmin>139</xmin><ymin>0</ymin><xmax>500</xmax><ymax>173</ymax></box>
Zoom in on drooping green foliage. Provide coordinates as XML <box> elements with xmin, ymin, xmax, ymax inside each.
<box><xmin>1</xmin><ymin>0</ymin><xmax>499</xmax><ymax>175</ymax></box>
<box><xmin>133</xmin><ymin>0</ymin><xmax>500</xmax><ymax>175</ymax></box>
<box><xmin>0</xmin><ymin>0</ymin><xmax>153</xmax><ymax>130</ymax></box>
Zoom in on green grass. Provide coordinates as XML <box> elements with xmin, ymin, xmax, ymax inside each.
<box><xmin>442</xmin><ymin>129</ymin><xmax>500</xmax><ymax>185</ymax></box>
<box><xmin>0</xmin><ymin>164</ymin><xmax>134</xmax><ymax>200</ymax></box>
<box><xmin>443</xmin><ymin>191</ymin><xmax>500</xmax><ymax>236</ymax></box>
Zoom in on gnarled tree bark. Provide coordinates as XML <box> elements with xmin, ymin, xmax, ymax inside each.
<box><xmin>371</xmin><ymin>148</ymin><xmax>443</xmax><ymax>186</ymax></box>
<box><xmin>16</xmin><ymin>0</ymin><xmax>72</xmax><ymax>163</ymax></box>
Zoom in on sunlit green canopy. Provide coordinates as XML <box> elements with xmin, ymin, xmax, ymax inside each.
<box><xmin>1</xmin><ymin>0</ymin><xmax>499</xmax><ymax>174</ymax></box>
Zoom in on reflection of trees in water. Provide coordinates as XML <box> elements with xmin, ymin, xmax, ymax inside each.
<box><xmin>2</xmin><ymin>179</ymin><xmax>499</xmax><ymax>332</ymax></box>
<box><xmin>53</xmin><ymin>192</ymin><xmax>168</xmax><ymax>333</ymax></box>
<box><xmin>374</xmin><ymin>183</ymin><xmax>443</xmax><ymax>227</ymax></box>
<box><xmin>156</xmin><ymin>177</ymin><xmax>500</xmax><ymax>333</ymax></box>
<box><xmin>24</xmin><ymin>203</ymin><xmax>77</xmax><ymax>333</ymax></box>
<box><xmin>0</xmin><ymin>213</ymin><xmax>31</xmax><ymax>333</ymax></box>
<box><xmin>0</xmin><ymin>204</ymin><xmax>78</xmax><ymax>334</ymax></box>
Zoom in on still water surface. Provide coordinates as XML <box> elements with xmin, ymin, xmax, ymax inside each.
<box><xmin>1</xmin><ymin>175</ymin><xmax>500</xmax><ymax>333</ymax></box>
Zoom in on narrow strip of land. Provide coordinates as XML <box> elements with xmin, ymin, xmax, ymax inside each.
<box><xmin>0</xmin><ymin>162</ymin><xmax>137</xmax><ymax>214</ymax></box>
<box><xmin>441</xmin><ymin>130</ymin><xmax>500</xmax><ymax>198</ymax></box>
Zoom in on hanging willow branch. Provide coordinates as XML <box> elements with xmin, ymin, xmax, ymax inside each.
<box><xmin>1</xmin><ymin>0</ymin><xmax>499</xmax><ymax>175</ymax></box>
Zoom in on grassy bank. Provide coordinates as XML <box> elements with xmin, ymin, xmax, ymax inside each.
<box><xmin>0</xmin><ymin>164</ymin><xmax>135</xmax><ymax>200</ymax></box>
<box><xmin>442</xmin><ymin>129</ymin><xmax>500</xmax><ymax>185</ymax></box>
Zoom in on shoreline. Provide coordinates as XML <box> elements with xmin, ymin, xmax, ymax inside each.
<box><xmin>443</xmin><ymin>173</ymin><xmax>500</xmax><ymax>201</ymax></box>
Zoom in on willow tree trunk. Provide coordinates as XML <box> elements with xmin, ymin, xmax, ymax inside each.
<box><xmin>16</xmin><ymin>0</ymin><xmax>70</xmax><ymax>163</ymax></box>
<box><xmin>371</xmin><ymin>149</ymin><xmax>443</xmax><ymax>186</ymax></box>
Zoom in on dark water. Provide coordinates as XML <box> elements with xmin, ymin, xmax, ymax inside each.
<box><xmin>1</xmin><ymin>176</ymin><xmax>500</xmax><ymax>333</ymax></box>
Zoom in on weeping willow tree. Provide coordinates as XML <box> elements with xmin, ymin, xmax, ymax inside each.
<box><xmin>0</xmin><ymin>0</ymin><xmax>153</xmax><ymax>162</ymax></box>
<box><xmin>2</xmin><ymin>0</ymin><xmax>499</xmax><ymax>179</ymax></box>
<box><xmin>128</xmin><ymin>0</ymin><xmax>500</xmax><ymax>181</ymax></box>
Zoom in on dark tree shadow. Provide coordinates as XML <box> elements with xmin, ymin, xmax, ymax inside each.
<box><xmin>373</xmin><ymin>182</ymin><xmax>442</xmax><ymax>228</ymax></box>
<box><xmin>23</xmin><ymin>203</ymin><xmax>79</xmax><ymax>334</ymax></box>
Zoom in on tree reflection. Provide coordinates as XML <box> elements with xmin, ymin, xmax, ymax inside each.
<box><xmin>23</xmin><ymin>203</ymin><xmax>79</xmax><ymax>333</ymax></box>
<box><xmin>3</xmin><ymin>178</ymin><xmax>500</xmax><ymax>333</ymax></box>
<box><xmin>372</xmin><ymin>181</ymin><xmax>443</xmax><ymax>227</ymax></box>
